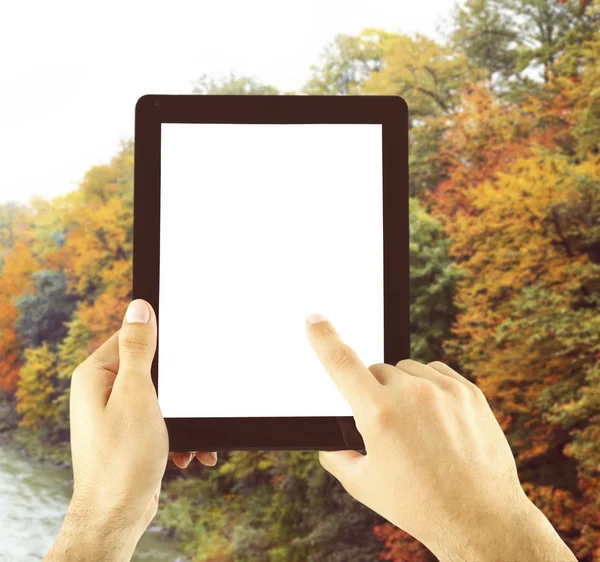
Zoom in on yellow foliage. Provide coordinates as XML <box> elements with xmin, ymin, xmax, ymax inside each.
<box><xmin>15</xmin><ymin>343</ymin><xmax>60</xmax><ymax>430</ymax></box>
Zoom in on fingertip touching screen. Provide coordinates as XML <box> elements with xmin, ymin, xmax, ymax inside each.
<box><xmin>158</xmin><ymin>123</ymin><xmax>384</xmax><ymax>418</ymax></box>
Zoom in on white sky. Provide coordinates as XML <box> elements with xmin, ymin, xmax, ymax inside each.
<box><xmin>0</xmin><ymin>0</ymin><xmax>458</xmax><ymax>204</ymax></box>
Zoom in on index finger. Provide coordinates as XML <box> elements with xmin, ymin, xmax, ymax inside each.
<box><xmin>305</xmin><ymin>314</ymin><xmax>380</xmax><ymax>412</ymax></box>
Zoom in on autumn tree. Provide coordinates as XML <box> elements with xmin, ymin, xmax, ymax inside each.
<box><xmin>15</xmin><ymin>343</ymin><xmax>59</xmax><ymax>431</ymax></box>
<box><xmin>11</xmin><ymin>289</ymin><xmax>89</xmax><ymax>441</ymax></box>
<box><xmin>421</xmin><ymin>9</ymin><xmax>600</xmax><ymax>557</ymax></box>
<box><xmin>374</xmin><ymin>525</ymin><xmax>432</xmax><ymax>562</ymax></box>
<box><xmin>302</xmin><ymin>28</ymin><xmax>391</xmax><ymax>95</ymax></box>
<box><xmin>450</xmin><ymin>0</ymin><xmax>599</xmax><ymax>101</ymax></box>
<box><xmin>0</xmin><ymin>240</ymin><xmax>40</xmax><ymax>394</ymax></box>
<box><xmin>362</xmin><ymin>34</ymin><xmax>481</xmax><ymax>197</ymax></box>
<box><xmin>46</xmin><ymin>141</ymin><xmax>134</xmax><ymax>347</ymax></box>
<box><xmin>427</xmin><ymin>82</ymin><xmax>565</xmax><ymax>226</ymax></box>
<box><xmin>431</xmin><ymin>146</ymin><xmax>600</xmax><ymax>556</ymax></box>
<box><xmin>27</xmin><ymin>197</ymin><xmax>69</xmax><ymax>256</ymax></box>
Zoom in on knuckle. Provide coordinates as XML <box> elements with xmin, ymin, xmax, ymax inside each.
<box><xmin>427</xmin><ymin>361</ymin><xmax>446</xmax><ymax>370</ymax></box>
<box><xmin>326</xmin><ymin>344</ymin><xmax>355</xmax><ymax>372</ymax></box>
<box><xmin>426</xmin><ymin>361</ymin><xmax>480</xmax><ymax>398</ymax></box>
<box><xmin>396</xmin><ymin>358</ymin><xmax>419</xmax><ymax>369</ymax></box>
<box><xmin>438</xmin><ymin>377</ymin><xmax>463</xmax><ymax>395</ymax></box>
<box><xmin>120</xmin><ymin>334</ymin><xmax>150</xmax><ymax>354</ymax></box>
<box><xmin>368</xmin><ymin>363</ymin><xmax>390</xmax><ymax>385</ymax></box>
<box><xmin>414</xmin><ymin>380</ymin><xmax>440</xmax><ymax>408</ymax></box>
<box><xmin>368</xmin><ymin>362</ymin><xmax>387</xmax><ymax>372</ymax></box>
<box><xmin>368</xmin><ymin>399</ymin><xmax>396</xmax><ymax>430</ymax></box>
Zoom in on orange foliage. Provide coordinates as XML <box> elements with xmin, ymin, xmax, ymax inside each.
<box><xmin>45</xmin><ymin>146</ymin><xmax>134</xmax><ymax>347</ymax></box>
<box><xmin>373</xmin><ymin>524</ymin><xmax>431</xmax><ymax>562</ymax></box>
<box><xmin>429</xmin><ymin>83</ymin><xmax>575</xmax><ymax>228</ymax></box>
<box><xmin>424</xmin><ymin>58</ymin><xmax>600</xmax><ymax>559</ymax></box>
<box><xmin>0</xmin><ymin>241</ymin><xmax>40</xmax><ymax>393</ymax></box>
<box><xmin>79</xmin><ymin>282</ymin><xmax>131</xmax><ymax>350</ymax></box>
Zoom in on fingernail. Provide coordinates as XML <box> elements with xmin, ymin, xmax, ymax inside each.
<box><xmin>210</xmin><ymin>452</ymin><xmax>218</xmax><ymax>462</ymax></box>
<box><xmin>307</xmin><ymin>313</ymin><xmax>327</xmax><ymax>324</ymax></box>
<box><xmin>125</xmin><ymin>300</ymin><xmax>150</xmax><ymax>324</ymax></box>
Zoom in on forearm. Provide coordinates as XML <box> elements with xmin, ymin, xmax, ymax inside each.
<box><xmin>44</xmin><ymin>504</ymin><xmax>139</xmax><ymax>562</ymax></box>
<box><xmin>435</xmin><ymin>497</ymin><xmax>577</xmax><ymax>562</ymax></box>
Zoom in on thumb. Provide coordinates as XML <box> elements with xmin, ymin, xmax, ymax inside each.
<box><xmin>118</xmin><ymin>299</ymin><xmax>157</xmax><ymax>376</ymax></box>
<box><xmin>318</xmin><ymin>450</ymin><xmax>366</xmax><ymax>495</ymax></box>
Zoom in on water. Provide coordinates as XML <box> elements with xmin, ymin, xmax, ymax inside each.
<box><xmin>0</xmin><ymin>444</ymin><xmax>186</xmax><ymax>562</ymax></box>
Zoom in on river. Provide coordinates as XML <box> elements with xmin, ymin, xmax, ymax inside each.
<box><xmin>0</xmin><ymin>444</ymin><xmax>186</xmax><ymax>562</ymax></box>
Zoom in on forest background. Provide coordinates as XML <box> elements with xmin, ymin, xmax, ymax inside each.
<box><xmin>0</xmin><ymin>0</ymin><xmax>599</xmax><ymax>559</ymax></box>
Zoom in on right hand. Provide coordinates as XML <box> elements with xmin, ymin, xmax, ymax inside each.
<box><xmin>304</xmin><ymin>314</ymin><xmax>536</xmax><ymax>559</ymax></box>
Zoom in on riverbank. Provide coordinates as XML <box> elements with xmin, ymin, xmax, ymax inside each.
<box><xmin>0</xmin><ymin>398</ymin><xmax>71</xmax><ymax>468</ymax></box>
<box><xmin>0</xmin><ymin>399</ymin><xmax>189</xmax><ymax>562</ymax></box>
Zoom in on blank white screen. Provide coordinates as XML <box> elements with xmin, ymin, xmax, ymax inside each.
<box><xmin>159</xmin><ymin>123</ymin><xmax>383</xmax><ymax>417</ymax></box>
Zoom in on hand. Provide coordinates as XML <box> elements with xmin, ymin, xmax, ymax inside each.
<box><xmin>305</xmin><ymin>314</ymin><xmax>577</xmax><ymax>562</ymax></box>
<box><xmin>45</xmin><ymin>299</ymin><xmax>217</xmax><ymax>561</ymax></box>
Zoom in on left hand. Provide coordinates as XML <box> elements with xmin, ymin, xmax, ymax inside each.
<box><xmin>66</xmin><ymin>299</ymin><xmax>216</xmax><ymax>550</ymax></box>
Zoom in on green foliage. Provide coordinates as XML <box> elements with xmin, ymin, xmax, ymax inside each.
<box><xmin>0</xmin><ymin>202</ymin><xmax>31</xmax><ymax>261</ymax></box>
<box><xmin>557</xmin><ymin>3</ymin><xmax>600</xmax><ymax>159</ymax></box>
<box><xmin>193</xmin><ymin>73</ymin><xmax>280</xmax><ymax>95</ymax></box>
<box><xmin>53</xmin><ymin>314</ymin><xmax>91</xmax><ymax>430</ymax></box>
<box><xmin>509</xmin><ymin>0</ymin><xmax>592</xmax><ymax>82</ymax></box>
<box><xmin>302</xmin><ymin>28</ymin><xmax>390</xmax><ymax>94</ymax></box>
<box><xmin>408</xmin><ymin>118</ymin><xmax>450</xmax><ymax>198</ymax></box>
<box><xmin>15</xmin><ymin>270</ymin><xmax>78</xmax><ymax>350</ymax></box>
<box><xmin>11</xmin><ymin>425</ymin><xmax>72</xmax><ymax>465</ymax></box>
<box><xmin>450</xmin><ymin>0</ymin><xmax>599</xmax><ymax>101</ymax></box>
<box><xmin>409</xmin><ymin>198</ymin><xmax>462</xmax><ymax>364</ymax></box>
<box><xmin>0</xmin><ymin>394</ymin><xmax>18</xmax><ymax>431</ymax></box>
<box><xmin>450</xmin><ymin>0</ymin><xmax>520</xmax><ymax>84</ymax></box>
<box><xmin>158</xmin><ymin>451</ymin><xmax>386</xmax><ymax>561</ymax></box>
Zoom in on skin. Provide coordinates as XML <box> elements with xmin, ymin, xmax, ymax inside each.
<box><xmin>45</xmin><ymin>300</ymin><xmax>577</xmax><ymax>562</ymax></box>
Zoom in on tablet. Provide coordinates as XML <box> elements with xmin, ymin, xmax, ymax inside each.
<box><xmin>133</xmin><ymin>95</ymin><xmax>409</xmax><ymax>451</ymax></box>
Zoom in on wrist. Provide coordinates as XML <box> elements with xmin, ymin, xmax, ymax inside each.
<box><xmin>433</xmin><ymin>495</ymin><xmax>577</xmax><ymax>562</ymax></box>
<box><xmin>44</xmin><ymin>502</ymin><xmax>139</xmax><ymax>562</ymax></box>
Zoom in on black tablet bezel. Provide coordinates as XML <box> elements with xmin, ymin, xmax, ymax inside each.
<box><xmin>133</xmin><ymin>94</ymin><xmax>409</xmax><ymax>451</ymax></box>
